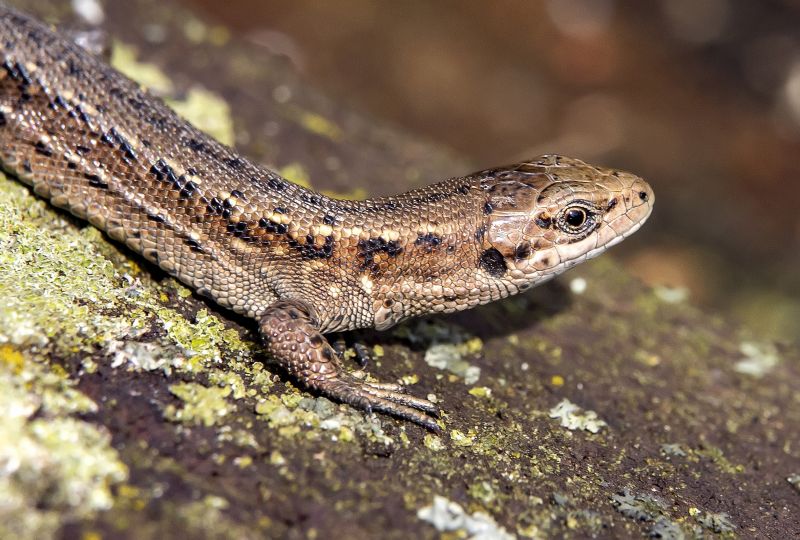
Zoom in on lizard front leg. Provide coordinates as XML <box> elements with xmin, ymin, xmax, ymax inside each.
<box><xmin>259</xmin><ymin>300</ymin><xmax>440</xmax><ymax>431</ymax></box>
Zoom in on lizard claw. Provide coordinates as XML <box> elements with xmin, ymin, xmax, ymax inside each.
<box><xmin>320</xmin><ymin>375</ymin><xmax>441</xmax><ymax>432</ymax></box>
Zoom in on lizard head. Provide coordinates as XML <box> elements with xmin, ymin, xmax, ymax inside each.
<box><xmin>477</xmin><ymin>155</ymin><xmax>653</xmax><ymax>293</ymax></box>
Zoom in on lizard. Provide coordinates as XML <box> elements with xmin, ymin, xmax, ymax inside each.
<box><xmin>0</xmin><ymin>4</ymin><xmax>654</xmax><ymax>431</ymax></box>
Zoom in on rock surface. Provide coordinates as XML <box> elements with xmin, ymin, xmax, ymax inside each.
<box><xmin>0</xmin><ymin>1</ymin><xmax>798</xmax><ymax>538</ymax></box>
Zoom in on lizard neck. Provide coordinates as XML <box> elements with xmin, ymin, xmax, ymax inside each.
<box><xmin>307</xmin><ymin>176</ymin><xmax>494</xmax><ymax>332</ymax></box>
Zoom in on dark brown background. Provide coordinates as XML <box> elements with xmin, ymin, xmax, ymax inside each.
<box><xmin>184</xmin><ymin>0</ymin><xmax>800</xmax><ymax>341</ymax></box>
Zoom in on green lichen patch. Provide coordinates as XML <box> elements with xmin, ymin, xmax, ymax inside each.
<box><xmin>180</xmin><ymin>15</ymin><xmax>230</xmax><ymax>46</ymax></box>
<box><xmin>110</xmin><ymin>41</ymin><xmax>174</xmax><ymax>94</ymax></box>
<box><xmin>0</xmin><ymin>345</ymin><xmax>127</xmax><ymax>540</ymax></box>
<box><xmin>734</xmin><ymin>340</ymin><xmax>780</xmax><ymax>378</ymax></box>
<box><xmin>153</xmin><ymin>307</ymin><xmax>251</xmax><ymax>372</ymax></box>
<box><xmin>166</xmin><ymin>87</ymin><xmax>235</xmax><ymax>147</ymax></box>
<box><xmin>277</xmin><ymin>162</ymin><xmax>313</xmax><ymax>188</ymax></box>
<box><xmin>111</xmin><ymin>41</ymin><xmax>235</xmax><ymax>145</ymax></box>
<box><xmin>611</xmin><ymin>490</ymin><xmax>668</xmax><ymax>522</ymax></box>
<box><xmin>0</xmin><ymin>174</ymin><xmax>252</xmax><ymax>375</ymax></box>
<box><xmin>611</xmin><ymin>491</ymin><xmax>688</xmax><ymax>539</ymax></box>
<box><xmin>690</xmin><ymin>507</ymin><xmax>737</xmax><ymax>536</ymax></box>
<box><xmin>654</xmin><ymin>285</ymin><xmax>690</xmax><ymax>304</ymax></box>
<box><xmin>0</xmin><ymin>178</ymin><xmax>142</xmax><ymax>352</ymax></box>
<box><xmin>286</xmin><ymin>106</ymin><xmax>343</xmax><ymax>141</ymax></box>
<box><xmin>254</xmin><ymin>393</ymin><xmax>394</xmax><ymax>444</ymax></box>
<box><xmin>424</xmin><ymin>341</ymin><xmax>483</xmax><ymax>384</ymax></box>
<box><xmin>661</xmin><ymin>443</ymin><xmax>688</xmax><ymax>457</ymax></box>
<box><xmin>693</xmin><ymin>445</ymin><xmax>745</xmax><ymax>475</ymax></box>
<box><xmin>394</xmin><ymin>319</ymin><xmax>484</xmax><ymax>384</ymax></box>
<box><xmin>416</xmin><ymin>495</ymin><xmax>514</xmax><ymax>540</ymax></box>
<box><xmin>164</xmin><ymin>382</ymin><xmax>233</xmax><ymax>427</ymax></box>
<box><xmin>548</xmin><ymin>398</ymin><xmax>607</xmax><ymax>433</ymax></box>
<box><xmin>612</xmin><ymin>485</ymin><xmax>739</xmax><ymax>538</ymax></box>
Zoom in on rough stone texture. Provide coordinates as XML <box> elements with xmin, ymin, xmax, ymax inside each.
<box><xmin>0</xmin><ymin>1</ymin><xmax>797</xmax><ymax>539</ymax></box>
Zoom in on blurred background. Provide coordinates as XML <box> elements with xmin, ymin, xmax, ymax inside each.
<box><xmin>181</xmin><ymin>0</ymin><xmax>799</xmax><ymax>341</ymax></box>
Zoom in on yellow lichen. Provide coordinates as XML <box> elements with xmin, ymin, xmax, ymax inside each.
<box><xmin>0</xmin><ymin>346</ymin><xmax>127</xmax><ymax>540</ymax></box>
<box><xmin>110</xmin><ymin>41</ymin><xmax>174</xmax><ymax>94</ymax></box>
<box><xmin>164</xmin><ymin>382</ymin><xmax>233</xmax><ymax>427</ymax></box>
<box><xmin>277</xmin><ymin>162</ymin><xmax>312</xmax><ymax>188</ymax></box>
<box><xmin>288</xmin><ymin>107</ymin><xmax>343</xmax><ymax>140</ymax></box>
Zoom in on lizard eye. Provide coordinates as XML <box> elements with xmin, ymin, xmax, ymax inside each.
<box><xmin>565</xmin><ymin>208</ymin><xmax>586</xmax><ymax>228</ymax></box>
<box><xmin>557</xmin><ymin>203</ymin><xmax>597</xmax><ymax>235</ymax></box>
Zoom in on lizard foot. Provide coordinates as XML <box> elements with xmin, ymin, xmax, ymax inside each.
<box><xmin>315</xmin><ymin>374</ymin><xmax>440</xmax><ymax>432</ymax></box>
<box><xmin>260</xmin><ymin>300</ymin><xmax>440</xmax><ymax>431</ymax></box>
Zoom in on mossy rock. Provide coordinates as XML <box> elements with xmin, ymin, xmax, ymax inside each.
<box><xmin>1</xmin><ymin>1</ymin><xmax>798</xmax><ymax>538</ymax></box>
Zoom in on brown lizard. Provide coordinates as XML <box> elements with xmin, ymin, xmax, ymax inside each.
<box><xmin>0</xmin><ymin>5</ymin><xmax>654</xmax><ymax>431</ymax></box>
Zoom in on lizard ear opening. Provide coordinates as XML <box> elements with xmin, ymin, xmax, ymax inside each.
<box><xmin>479</xmin><ymin>247</ymin><xmax>508</xmax><ymax>278</ymax></box>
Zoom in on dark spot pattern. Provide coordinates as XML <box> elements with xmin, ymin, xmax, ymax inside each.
<box><xmin>149</xmin><ymin>158</ymin><xmax>178</xmax><ymax>184</ymax></box>
<box><xmin>207</xmin><ymin>197</ymin><xmax>223</xmax><ymax>215</ymax></box>
<box><xmin>187</xmin><ymin>138</ymin><xmax>205</xmax><ymax>152</ymax></box>
<box><xmin>34</xmin><ymin>140</ymin><xmax>52</xmax><ymax>157</ymax></box>
<box><xmin>128</xmin><ymin>97</ymin><xmax>145</xmax><ymax>110</ymax></box>
<box><xmin>415</xmin><ymin>232</ymin><xmax>442</xmax><ymax>252</ymax></box>
<box><xmin>358</xmin><ymin>237</ymin><xmax>403</xmax><ymax>273</ymax></box>
<box><xmin>52</xmin><ymin>95</ymin><xmax>68</xmax><ymax>110</ymax></box>
<box><xmin>145</xmin><ymin>113</ymin><xmax>167</xmax><ymax>129</ymax></box>
<box><xmin>185</xmin><ymin>238</ymin><xmax>204</xmax><ymax>253</ymax></box>
<box><xmin>266</xmin><ymin>177</ymin><xmax>286</xmax><ymax>191</ymax></box>
<box><xmin>84</xmin><ymin>172</ymin><xmax>108</xmax><ymax>188</ymax></box>
<box><xmin>479</xmin><ymin>247</ymin><xmax>507</xmax><ymax>278</ymax></box>
<box><xmin>288</xmin><ymin>235</ymin><xmax>334</xmax><ymax>259</ymax></box>
<box><xmin>179</xmin><ymin>180</ymin><xmax>198</xmax><ymax>199</ymax></box>
<box><xmin>224</xmin><ymin>157</ymin><xmax>244</xmax><ymax>170</ymax></box>
<box><xmin>258</xmin><ymin>217</ymin><xmax>289</xmax><ymax>235</ymax></box>
<box><xmin>300</xmin><ymin>193</ymin><xmax>321</xmax><ymax>206</ymax></box>
<box><xmin>99</xmin><ymin>131</ymin><xmax>114</xmax><ymax>147</ymax></box>
<box><xmin>422</xmin><ymin>192</ymin><xmax>448</xmax><ymax>204</ymax></box>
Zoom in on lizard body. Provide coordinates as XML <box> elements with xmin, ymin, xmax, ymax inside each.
<box><xmin>0</xmin><ymin>5</ymin><xmax>653</xmax><ymax>430</ymax></box>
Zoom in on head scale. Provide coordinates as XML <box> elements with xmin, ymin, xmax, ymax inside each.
<box><xmin>477</xmin><ymin>154</ymin><xmax>654</xmax><ymax>293</ymax></box>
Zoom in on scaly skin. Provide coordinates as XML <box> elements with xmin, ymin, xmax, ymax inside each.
<box><xmin>0</xmin><ymin>5</ymin><xmax>654</xmax><ymax>430</ymax></box>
